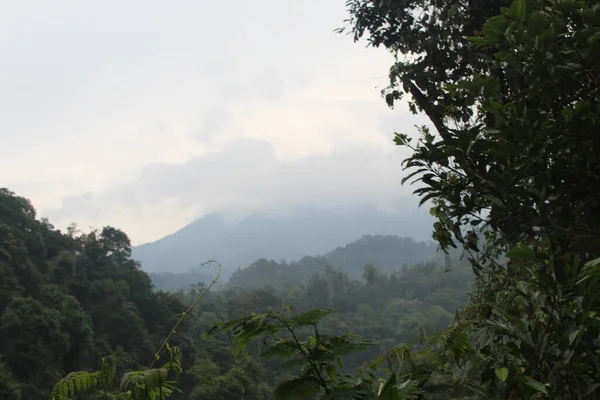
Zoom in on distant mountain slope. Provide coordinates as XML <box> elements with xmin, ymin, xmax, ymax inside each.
<box><xmin>152</xmin><ymin>235</ymin><xmax>438</xmax><ymax>292</ymax></box>
<box><xmin>132</xmin><ymin>204</ymin><xmax>434</xmax><ymax>277</ymax></box>
<box><xmin>324</xmin><ymin>235</ymin><xmax>437</xmax><ymax>276</ymax></box>
<box><xmin>227</xmin><ymin>235</ymin><xmax>438</xmax><ymax>290</ymax></box>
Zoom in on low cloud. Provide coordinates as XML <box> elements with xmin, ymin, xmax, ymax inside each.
<box><xmin>45</xmin><ymin>135</ymin><xmax>430</xmax><ymax>245</ymax></box>
<box><xmin>2</xmin><ymin>0</ymin><xmax>434</xmax><ymax>245</ymax></box>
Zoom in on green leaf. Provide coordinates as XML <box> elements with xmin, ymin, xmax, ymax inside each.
<box><xmin>378</xmin><ymin>373</ymin><xmax>399</xmax><ymax>400</ymax></box>
<box><xmin>577</xmin><ymin>257</ymin><xmax>600</xmax><ymax>284</ymax></box>
<box><xmin>495</xmin><ymin>367</ymin><xmax>509</xmax><ymax>382</ymax></box>
<box><xmin>527</xmin><ymin>11</ymin><xmax>549</xmax><ymax>36</ymax></box>
<box><xmin>321</xmin><ymin>335</ymin><xmax>374</xmax><ymax>357</ymax></box>
<box><xmin>568</xmin><ymin>329</ymin><xmax>581</xmax><ymax>346</ymax></box>
<box><xmin>288</xmin><ymin>309</ymin><xmax>335</xmax><ymax>327</ymax></box>
<box><xmin>506</xmin><ymin>245</ymin><xmax>536</xmax><ymax>261</ymax></box>
<box><xmin>418</xmin><ymin>192</ymin><xmax>440</xmax><ymax>207</ymax></box>
<box><xmin>393</xmin><ymin>133</ymin><xmax>411</xmax><ymax>146</ymax></box>
<box><xmin>272</xmin><ymin>376</ymin><xmax>321</xmax><ymax>400</ymax></box>
<box><xmin>516</xmin><ymin>280</ymin><xmax>529</xmax><ymax>296</ymax></box>
<box><xmin>523</xmin><ymin>376</ymin><xmax>548</xmax><ymax>395</ymax></box>
<box><xmin>482</xmin><ymin>194</ymin><xmax>507</xmax><ymax>209</ymax></box>
<box><xmin>261</xmin><ymin>339</ymin><xmax>300</xmax><ymax>360</ymax></box>
<box><xmin>512</xmin><ymin>0</ymin><xmax>527</xmax><ymax>22</ymax></box>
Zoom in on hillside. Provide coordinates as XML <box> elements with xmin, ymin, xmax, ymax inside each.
<box><xmin>132</xmin><ymin>204</ymin><xmax>435</xmax><ymax>278</ymax></box>
<box><xmin>0</xmin><ymin>189</ymin><xmax>187</xmax><ymax>399</ymax></box>
<box><xmin>0</xmin><ymin>188</ymin><xmax>473</xmax><ymax>399</ymax></box>
<box><xmin>150</xmin><ymin>234</ymin><xmax>437</xmax><ymax>292</ymax></box>
<box><xmin>224</xmin><ymin>235</ymin><xmax>438</xmax><ymax>291</ymax></box>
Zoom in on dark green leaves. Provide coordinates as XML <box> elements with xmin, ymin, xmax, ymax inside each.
<box><xmin>272</xmin><ymin>376</ymin><xmax>321</xmax><ymax>400</ymax></box>
<box><xmin>344</xmin><ymin>0</ymin><xmax>600</xmax><ymax>397</ymax></box>
<box><xmin>523</xmin><ymin>376</ymin><xmax>549</xmax><ymax>395</ymax></box>
<box><xmin>577</xmin><ymin>257</ymin><xmax>600</xmax><ymax>300</ymax></box>
<box><xmin>208</xmin><ymin>307</ymin><xmax>378</xmax><ymax>397</ymax></box>
<box><xmin>527</xmin><ymin>11</ymin><xmax>550</xmax><ymax>36</ymax></box>
<box><xmin>506</xmin><ymin>245</ymin><xmax>536</xmax><ymax>261</ymax></box>
<box><xmin>289</xmin><ymin>309</ymin><xmax>335</xmax><ymax>327</ymax></box>
<box><xmin>393</xmin><ymin>132</ymin><xmax>411</xmax><ymax>147</ymax></box>
<box><xmin>482</xmin><ymin>194</ymin><xmax>507</xmax><ymax>209</ymax></box>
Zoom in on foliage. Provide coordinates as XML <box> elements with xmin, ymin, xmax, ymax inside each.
<box><xmin>340</xmin><ymin>0</ymin><xmax>600</xmax><ymax>398</ymax></box>
<box><xmin>50</xmin><ymin>259</ymin><xmax>222</xmax><ymax>400</ymax></box>
<box><xmin>0</xmin><ymin>189</ymin><xmax>193</xmax><ymax>399</ymax></box>
<box><xmin>178</xmin><ymin>250</ymin><xmax>472</xmax><ymax>399</ymax></box>
<box><xmin>2</xmin><ymin>188</ymin><xmax>472</xmax><ymax>399</ymax></box>
<box><xmin>51</xmin><ymin>346</ymin><xmax>181</xmax><ymax>400</ymax></box>
<box><xmin>51</xmin><ymin>355</ymin><xmax>118</xmax><ymax>399</ymax></box>
<box><xmin>3</xmin><ymin>0</ymin><xmax>598</xmax><ymax>397</ymax></box>
<box><xmin>208</xmin><ymin>308</ymin><xmax>381</xmax><ymax>399</ymax></box>
<box><xmin>339</xmin><ymin>0</ymin><xmax>511</xmax><ymax>129</ymax></box>
<box><xmin>343</xmin><ymin>0</ymin><xmax>600</xmax><ymax>258</ymax></box>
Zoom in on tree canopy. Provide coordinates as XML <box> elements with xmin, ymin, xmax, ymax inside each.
<box><xmin>0</xmin><ymin>188</ymin><xmax>472</xmax><ymax>399</ymax></box>
<box><xmin>338</xmin><ymin>0</ymin><xmax>600</xmax><ymax>397</ymax></box>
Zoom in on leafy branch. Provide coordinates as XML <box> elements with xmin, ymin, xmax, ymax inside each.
<box><xmin>208</xmin><ymin>307</ymin><xmax>379</xmax><ymax>399</ymax></box>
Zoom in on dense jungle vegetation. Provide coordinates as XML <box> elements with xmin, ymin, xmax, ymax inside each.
<box><xmin>2</xmin><ymin>0</ymin><xmax>600</xmax><ymax>398</ymax></box>
<box><xmin>0</xmin><ymin>188</ymin><xmax>472</xmax><ymax>399</ymax></box>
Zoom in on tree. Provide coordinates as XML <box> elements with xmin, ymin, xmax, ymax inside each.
<box><xmin>0</xmin><ymin>188</ymin><xmax>210</xmax><ymax>399</ymax></box>
<box><xmin>362</xmin><ymin>264</ymin><xmax>380</xmax><ymax>286</ymax></box>
<box><xmin>343</xmin><ymin>0</ymin><xmax>600</xmax><ymax>397</ymax></box>
<box><xmin>341</xmin><ymin>0</ymin><xmax>511</xmax><ymax>131</ymax></box>
<box><xmin>344</xmin><ymin>0</ymin><xmax>600</xmax><ymax>258</ymax></box>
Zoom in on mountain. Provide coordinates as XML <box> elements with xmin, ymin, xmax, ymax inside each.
<box><xmin>324</xmin><ymin>234</ymin><xmax>438</xmax><ymax>275</ymax></box>
<box><xmin>132</xmin><ymin>204</ymin><xmax>435</xmax><ymax>278</ymax></box>
<box><xmin>226</xmin><ymin>235</ymin><xmax>439</xmax><ymax>290</ymax></box>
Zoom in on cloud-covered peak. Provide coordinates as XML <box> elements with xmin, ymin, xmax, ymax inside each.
<box><xmin>1</xmin><ymin>0</ymin><xmax>431</xmax><ymax>244</ymax></box>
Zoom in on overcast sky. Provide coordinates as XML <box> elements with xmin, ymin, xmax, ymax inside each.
<box><xmin>1</xmin><ymin>0</ymin><xmax>430</xmax><ymax>245</ymax></box>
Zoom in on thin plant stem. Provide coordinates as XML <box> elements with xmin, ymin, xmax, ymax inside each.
<box><xmin>150</xmin><ymin>259</ymin><xmax>221</xmax><ymax>369</ymax></box>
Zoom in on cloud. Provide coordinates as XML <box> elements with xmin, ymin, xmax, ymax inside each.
<box><xmin>45</xmin><ymin>132</ymin><xmax>430</xmax><ymax>245</ymax></box>
<box><xmin>1</xmin><ymin>0</ymin><xmax>434</xmax><ymax>244</ymax></box>
<box><xmin>192</xmin><ymin>108</ymin><xmax>231</xmax><ymax>144</ymax></box>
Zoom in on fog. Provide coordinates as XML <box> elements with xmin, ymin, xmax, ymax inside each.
<box><xmin>1</xmin><ymin>0</ymin><xmax>430</xmax><ymax>244</ymax></box>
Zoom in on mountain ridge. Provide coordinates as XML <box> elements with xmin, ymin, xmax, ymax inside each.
<box><xmin>132</xmin><ymin>205</ymin><xmax>435</xmax><ymax>276</ymax></box>
<box><xmin>150</xmin><ymin>233</ymin><xmax>439</xmax><ymax>292</ymax></box>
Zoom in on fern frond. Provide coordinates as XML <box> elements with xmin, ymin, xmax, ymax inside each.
<box><xmin>51</xmin><ymin>370</ymin><xmax>101</xmax><ymax>399</ymax></box>
<box><xmin>119</xmin><ymin>368</ymin><xmax>168</xmax><ymax>392</ymax></box>
<box><xmin>100</xmin><ymin>355</ymin><xmax>117</xmax><ymax>390</ymax></box>
<box><xmin>161</xmin><ymin>344</ymin><xmax>183</xmax><ymax>376</ymax></box>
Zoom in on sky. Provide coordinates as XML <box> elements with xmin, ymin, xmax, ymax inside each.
<box><xmin>0</xmin><ymin>0</ymin><xmax>431</xmax><ymax>245</ymax></box>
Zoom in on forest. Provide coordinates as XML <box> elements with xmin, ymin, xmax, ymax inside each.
<box><xmin>151</xmin><ymin>235</ymin><xmax>438</xmax><ymax>292</ymax></box>
<box><xmin>0</xmin><ymin>188</ymin><xmax>472</xmax><ymax>399</ymax></box>
<box><xmin>2</xmin><ymin>0</ymin><xmax>600</xmax><ymax>398</ymax></box>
